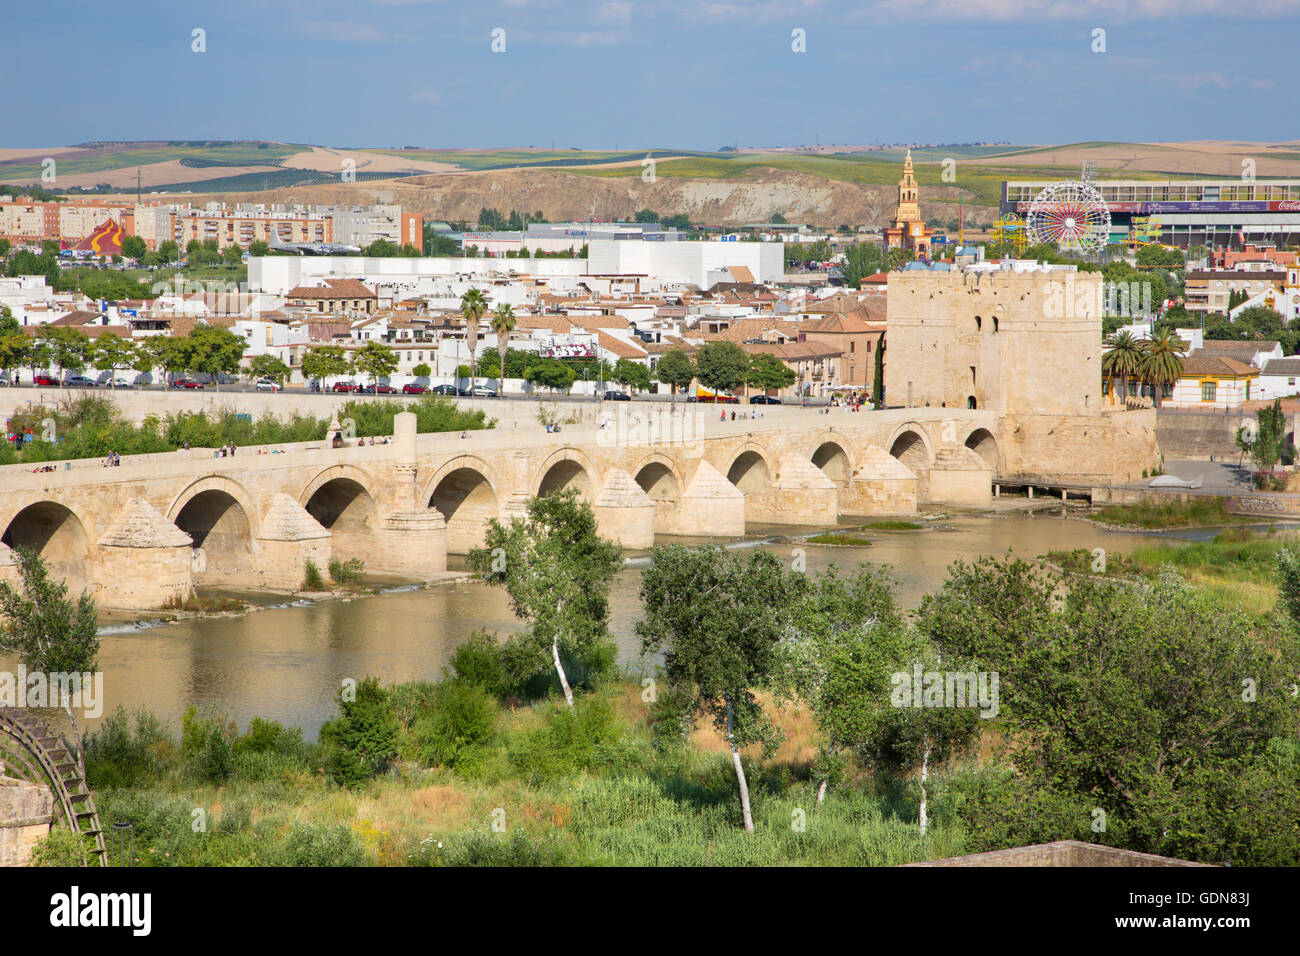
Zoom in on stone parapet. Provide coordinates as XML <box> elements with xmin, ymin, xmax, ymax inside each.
<box><xmin>0</xmin><ymin>776</ymin><xmax>54</xmax><ymax>867</ymax></box>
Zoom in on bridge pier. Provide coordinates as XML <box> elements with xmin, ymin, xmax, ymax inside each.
<box><xmin>927</xmin><ymin>446</ymin><xmax>993</xmax><ymax>509</ymax></box>
<box><xmin>255</xmin><ymin>493</ymin><xmax>332</xmax><ymax>591</ymax></box>
<box><xmin>374</xmin><ymin>510</ymin><xmax>447</xmax><ymax>578</ymax></box>
<box><xmin>592</xmin><ymin>468</ymin><xmax>656</xmax><ymax>549</ymax></box>
<box><xmin>841</xmin><ymin>445</ymin><xmax>919</xmax><ymax>516</ymax></box>
<box><xmin>95</xmin><ymin>497</ymin><xmax>194</xmax><ymax>609</ymax></box>
<box><xmin>745</xmin><ymin>457</ymin><xmax>839</xmax><ymax>527</ymax></box>
<box><xmin>665</xmin><ymin>461</ymin><xmax>745</xmax><ymax>536</ymax></box>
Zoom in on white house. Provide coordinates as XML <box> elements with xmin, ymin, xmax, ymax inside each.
<box><xmin>1256</xmin><ymin>357</ymin><xmax>1300</xmax><ymax>401</ymax></box>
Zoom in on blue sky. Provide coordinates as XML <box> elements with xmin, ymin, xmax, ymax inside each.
<box><xmin>4</xmin><ymin>0</ymin><xmax>1298</xmax><ymax>149</ymax></box>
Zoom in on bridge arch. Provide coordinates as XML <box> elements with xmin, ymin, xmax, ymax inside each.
<box><xmin>423</xmin><ymin>456</ymin><xmax>502</xmax><ymax>554</ymax></box>
<box><xmin>633</xmin><ymin>453</ymin><xmax>685</xmax><ymax>532</ymax></box>
<box><xmin>1</xmin><ymin>501</ymin><xmax>93</xmax><ymax>597</ymax></box>
<box><xmin>810</xmin><ymin>439</ymin><xmax>852</xmax><ymax>485</ymax></box>
<box><xmin>534</xmin><ymin>447</ymin><xmax>597</xmax><ymax>499</ymax></box>
<box><xmin>887</xmin><ymin>425</ymin><xmax>933</xmax><ymax>494</ymax></box>
<box><xmin>167</xmin><ymin>476</ymin><xmax>259</xmax><ymax>586</ymax></box>
<box><xmin>724</xmin><ymin>444</ymin><xmax>772</xmax><ymax>494</ymax></box>
<box><xmin>964</xmin><ymin>427</ymin><xmax>1000</xmax><ymax>474</ymax></box>
<box><xmin>300</xmin><ymin>465</ymin><xmax>379</xmax><ymax>563</ymax></box>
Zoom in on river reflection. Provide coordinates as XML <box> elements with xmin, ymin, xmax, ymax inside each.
<box><xmin>0</xmin><ymin>512</ymin><xmax>1243</xmax><ymax>739</ymax></box>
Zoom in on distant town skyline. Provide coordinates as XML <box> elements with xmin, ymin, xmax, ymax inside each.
<box><xmin>3</xmin><ymin>1</ymin><xmax>1298</xmax><ymax>149</ymax></box>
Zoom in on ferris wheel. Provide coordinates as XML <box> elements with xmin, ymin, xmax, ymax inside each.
<box><xmin>1025</xmin><ymin>178</ymin><xmax>1111</xmax><ymax>254</ymax></box>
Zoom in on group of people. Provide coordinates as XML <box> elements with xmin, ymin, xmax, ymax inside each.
<box><xmin>102</xmin><ymin>450</ymin><xmax>122</xmax><ymax>467</ymax></box>
<box><xmin>720</xmin><ymin>410</ymin><xmax>766</xmax><ymax>421</ymax></box>
<box><xmin>544</xmin><ymin>423</ymin><xmax>562</xmax><ymax>433</ymax></box>
<box><xmin>217</xmin><ymin>442</ymin><xmax>237</xmax><ymax>458</ymax></box>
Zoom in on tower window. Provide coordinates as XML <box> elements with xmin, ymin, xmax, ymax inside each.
<box><xmin>975</xmin><ymin>315</ymin><xmax>982</xmax><ymax>331</ymax></box>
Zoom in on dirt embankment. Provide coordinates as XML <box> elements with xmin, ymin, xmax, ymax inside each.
<box><xmin>189</xmin><ymin>166</ymin><xmax>988</xmax><ymax>230</ymax></box>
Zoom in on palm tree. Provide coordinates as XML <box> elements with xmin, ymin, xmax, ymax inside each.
<box><xmin>459</xmin><ymin>287</ymin><xmax>489</xmax><ymax>394</ymax></box>
<box><xmin>1102</xmin><ymin>330</ymin><xmax>1143</xmax><ymax>406</ymax></box>
<box><xmin>489</xmin><ymin>303</ymin><xmax>516</xmax><ymax>396</ymax></box>
<box><xmin>1140</xmin><ymin>327</ymin><xmax>1186</xmax><ymax>408</ymax></box>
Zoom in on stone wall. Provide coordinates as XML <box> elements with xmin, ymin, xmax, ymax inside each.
<box><xmin>0</xmin><ymin>776</ymin><xmax>54</xmax><ymax>867</ymax></box>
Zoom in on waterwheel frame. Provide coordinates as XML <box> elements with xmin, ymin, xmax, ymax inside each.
<box><xmin>0</xmin><ymin>708</ymin><xmax>107</xmax><ymax>866</ymax></box>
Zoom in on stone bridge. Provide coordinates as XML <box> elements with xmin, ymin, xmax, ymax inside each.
<box><xmin>0</xmin><ymin>403</ymin><xmax>1155</xmax><ymax>609</ymax></box>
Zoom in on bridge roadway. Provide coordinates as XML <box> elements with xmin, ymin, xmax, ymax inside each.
<box><xmin>0</xmin><ymin>404</ymin><xmax>1007</xmax><ymax>609</ymax></box>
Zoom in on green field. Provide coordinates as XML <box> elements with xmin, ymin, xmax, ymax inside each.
<box><xmin>0</xmin><ymin>142</ymin><xmax>298</xmax><ymax>183</ymax></box>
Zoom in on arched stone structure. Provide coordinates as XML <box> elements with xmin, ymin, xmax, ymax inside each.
<box><xmin>633</xmin><ymin>453</ymin><xmax>685</xmax><ymax>534</ymax></box>
<box><xmin>1</xmin><ymin>501</ymin><xmax>92</xmax><ymax>597</ymax></box>
<box><xmin>171</xmin><ymin>489</ymin><xmax>256</xmax><ymax>587</ymax></box>
<box><xmin>302</xmin><ymin>471</ymin><xmax>377</xmax><ymax>564</ymax></box>
<box><xmin>725</xmin><ymin>448</ymin><xmax>771</xmax><ymax>494</ymax></box>
<box><xmin>427</xmin><ymin>465</ymin><xmax>500</xmax><ymax>554</ymax></box>
<box><xmin>888</xmin><ymin>426</ymin><xmax>933</xmax><ymax>498</ymax></box>
<box><xmin>964</xmin><ymin>427</ymin><xmax>1000</xmax><ymax>475</ymax></box>
<box><xmin>535</xmin><ymin>448</ymin><xmax>596</xmax><ymax>499</ymax></box>
<box><xmin>811</xmin><ymin>440</ymin><xmax>852</xmax><ymax>485</ymax></box>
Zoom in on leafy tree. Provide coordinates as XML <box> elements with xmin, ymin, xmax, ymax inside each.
<box><xmin>426</xmin><ymin>235</ymin><xmax>458</xmax><ymax>256</ymax></box>
<box><xmin>613</xmin><ymin>357</ymin><xmax>651</xmax><ymax>392</ymax></box>
<box><xmin>467</xmin><ymin>491</ymin><xmax>623</xmax><ymax>707</ymax></box>
<box><xmin>188</xmin><ymin>325</ymin><xmax>246</xmax><ymax>391</ymax></box>
<box><xmin>352</xmin><ymin>341</ymin><xmax>398</xmax><ymax>386</ymax></box>
<box><xmin>745</xmin><ymin>351</ymin><xmax>795</xmax><ymax>393</ymax></box>
<box><xmin>301</xmin><ymin>344</ymin><xmax>351</xmax><ymax>384</ymax></box>
<box><xmin>918</xmin><ymin>557</ymin><xmax>1300</xmax><ymax>864</ymax></box>
<box><xmin>661</xmin><ymin>214</ymin><xmax>689</xmax><ymax>230</ymax></box>
<box><xmin>839</xmin><ymin>242</ymin><xmax>887</xmax><ymax>288</ymax></box>
<box><xmin>40</xmin><ymin>326</ymin><xmax>90</xmax><ymax>380</ymax></box>
<box><xmin>0</xmin><ymin>238</ymin><xmax>10</xmax><ymax>258</ymax></box>
<box><xmin>638</xmin><ymin>545</ymin><xmax>808</xmax><ymax>832</ymax></box>
<box><xmin>120</xmin><ymin>235</ymin><xmax>147</xmax><ymax>261</ymax></box>
<box><xmin>655</xmin><ymin>349</ymin><xmax>695</xmax><ymax>400</ymax></box>
<box><xmin>460</xmin><ymin>288</ymin><xmax>489</xmax><ymax>394</ymax></box>
<box><xmin>1252</xmin><ymin>398</ymin><xmax>1292</xmax><ymax>472</ymax></box>
<box><xmin>0</xmin><ymin>331</ymin><xmax>29</xmax><ymax>384</ymax></box>
<box><xmin>411</xmin><ymin>362</ymin><xmax>431</xmax><ymax>379</ymax></box>
<box><xmin>319</xmin><ymin>677</ymin><xmax>400</xmax><ymax>788</ymax></box>
<box><xmin>26</xmin><ymin>340</ymin><xmax>52</xmax><ymax>382</ymax></box>
<box><xmin>694</xmin><ymin>341</ymin><xmax>749</xmax><ymax>397</ymax></box>
<box><xmin>633</xmin><ymin>209</ymin><xmax>659</xmax><ymax>223</ymax></box>
<box><xmin>248</xmin><ymin>240</ymin><xmax>270</xmax><ymax>257</ymax></box>
<box><xmin>157</xmin><ymin>240</ymin><xmax>180</xmax><ymax>263</ymax></box>
<box><xmin>248</xmin><ymin>353</ymin><xmax>290</xmax><ymax>384</ymax></box>
<box><xmin>489</xmin><ymin>303</ymin><xmax>516</xmax><ymax>392</ymax></box>
<box><xmin>365</xmin><ymin>239</ymin><xmax>400</xmax><ymax>257</ymax></box>
<box><xmin>222</xmin><ymin>244</ymin><xmax>243</xmax><ymax>266</ymax></box>
<box><xmin>0</xmin><ymin>305</ymin><xmax>18</xmax><ymax>335</ymax></box>
<box><xmin>90</xmin><ymin>332</ymin><xmax>135</xmax><ymax>385</ymax></box>
<box><xmin>524</xmin><ymin>358</ymin><xmax>575</xmax><ymax>394</ymax></box>
<box><xmin>887</xmin><ymin>246</ymin><xmax>916</xmax><ymax>270</ymax></box>
<box><xmin>0</xmin><ymin>547</ymin><xmax>99</xmax><ymax>674</ymax></box>
<box><xmin>1234</xmin><ymin>305</ymin><xmax>1285</xmax><ymax>339</ymax></box>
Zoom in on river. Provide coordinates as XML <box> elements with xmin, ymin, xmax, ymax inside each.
<box><xmin>0</xmin><ymin>512</ymin><xmax>1247</xmax><ymax>739</ymax></box>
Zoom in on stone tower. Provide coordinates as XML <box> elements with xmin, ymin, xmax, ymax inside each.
<box><xmin>884</xmin><ymin>150</ymin><xmax>932</xmax><ymax>257</ymax></box>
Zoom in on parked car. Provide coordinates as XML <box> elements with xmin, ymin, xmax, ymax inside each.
<box><xmin>401</xmin><ymin>383</ymin><xmax>427</xmax><ymax>394</ymax></box>
<box><xmin>254</xmin><ymin>378</ymin><xmax>281</xmax><ymax>392</ymax></box>
<box><xmin>469</xmin><ymin>385</ymin><xmax>497</xmax><ymax>397</ymax></box>
<box><xmin>749</xmin><ymin>395</ymin><xmax>782</xmax><ymax>405</ymax></box>
<box><xmin>603</xmin><ymin>390</ymin><xmax>631</xmax><ymax>401</ymax></box>
<box><xmin>66</xmin><ymin>375</ymin><xmax>97</xmax><ymax>387</ymax></box>
<box><xmin>169</xmin><ymin>379</ymin><xmax>204</xmax><ymax>390</ymax></box>
<box><xmin>330</xmin><ymin>382</ymin><xmax>361</xmax><ymax>393</ymax></box>
<box><xmin>34</xmin><ymin>375</ymin><xmax>58</xmax><ymax>387</ymax></box>
<box><xmin>362</xmin><ymin>383</ymin><xmax>398</xmax><ymax>395</ymax></box>
<box><xmin>431</xmin><ymin>384</ymin><xmax>462</xmax><ymax>396</ymax></box>
<box><xmin>111</xmin><ymin>377</ymin><xmax>134</xmax><ymax>388</ymax></box>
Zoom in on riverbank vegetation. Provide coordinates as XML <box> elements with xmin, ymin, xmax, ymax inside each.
<box><xmin>1088</xmin><ymin>497</ymin><xmax>1257</xmax><ymax>529</ymax></box>
<box><xmin>805</xmin><ymin>532</ymin><xmax>872</xmax><ymax>546</ymax></box>
<box><xmin>24</xmin><ymin>494</ymin><xmax>1300</xmax><ymax>867</ymax></box>
<box><xmin>0</xmin><ymin>393</ymin><xmax>491</xmax><ymax>465</ymax></box>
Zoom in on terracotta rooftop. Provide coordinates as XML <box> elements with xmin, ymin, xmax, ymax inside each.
<box><xmin>1181</xmin><ymin>353</ymin><xmax>1259</xmax><ymax>377</ymax></box>
<box><xmin>287</xmin><ymin>278</ymin><xmax>376</xmax><ymax>299</ymax></box>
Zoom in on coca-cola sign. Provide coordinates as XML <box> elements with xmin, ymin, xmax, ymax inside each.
<box><xmin>1272</xmin><ymin>200</ymin><xmax>1300</xmax><ymax>212</ymax></box>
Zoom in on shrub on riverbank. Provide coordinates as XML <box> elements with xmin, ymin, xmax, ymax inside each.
<box><xmin>1090</xmin><ymin>497</ymin><xmax>1253</xmax><ymax>529</ymax></box>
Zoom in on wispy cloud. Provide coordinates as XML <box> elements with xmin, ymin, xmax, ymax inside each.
<box><xmin>409</xmin><ymin>88</ymin><xmax>445</xmax><ymax>105</ymax></box>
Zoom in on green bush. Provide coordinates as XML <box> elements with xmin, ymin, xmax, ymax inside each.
<box><xmin>408</xmin><ymin>680</ymin><xmax>498</xmax><ymax>770</ymax></box>
<box><xmin>181</xmin><ymin>706</ymin><xmax>237</xmax><ymax>784</ymax></box>
<box><xmin>277</xmin><ymin>823</ymin><xmax>367</xmax><ymax>867</ymax></box>
<box><xmin>30</xmin><ymin>827</ymin><xmax>93</xmax><ymax>867</ymax></box>
<box><xmin>320</xmin><ymin>677</ymin><xmax>400</xmax><ymax>788</ymax></box>
<box><xmin>507</xmin><ymin>696</ymin><xmax>637</xmax><ymax>784</ymax></box>
<box><xmin>433</xmin><ymin>829</ymin><xmax>573</xmax><ymax>867</ymax></box>
<box><xmin>328</xmin><ymin>557</ymin><xmax>366</xmax><ymax>586</ymax></box>
<box><xmin>302</xmin><ymin>559</ymin><xmax>324</xmax><ymax>591</ymax></box>
<box><xmin>85</xmin><ymin>706</ymin><xmax>177</xmax><ymax>789</ymax></box>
